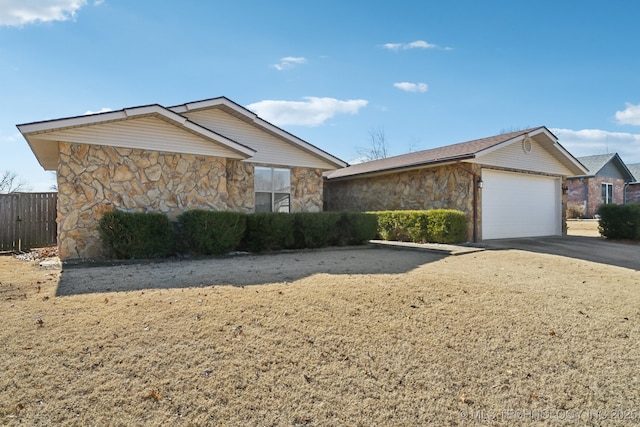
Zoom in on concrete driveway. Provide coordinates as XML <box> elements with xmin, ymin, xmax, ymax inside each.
<box><xmin>483</xmin><ymin>235</ymin><xmax>640</xmax><ymax>270</ymax></box>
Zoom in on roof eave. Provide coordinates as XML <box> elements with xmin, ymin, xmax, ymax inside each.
<box><xmin>325</xmin><ymin>155</ymin><xmax>475</xmax><ymax>181</ymax></box>
<box><xmin>17</xmin><ymin>104</ymin><xmax>257</xmax><ymax>169</ymax></box>
<box><xmin>474</xmin><ymin>126</ymin><xmax>588</xmax><ymax>176</ymax></box>
<box><xmin>171</xmin><ymin>97</ymin><xmax>348</xmax><ymax>169</ymax></box>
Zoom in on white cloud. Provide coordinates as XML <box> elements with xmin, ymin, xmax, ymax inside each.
<box><xmin>0</xmin><ymin>0</ymin><xmax>88</xmax><ymax>26</ymax></box>
<box><xmin>273</xmin><ymin>56</ymin><xmax>306</xmax><ymax>71</ymax></box>
<box><xmin>551</xmin><ymin>128</ymin><xmax>640</xmax><ymax>164</ymax></box>
<box><xmin>246</xmin><ymin>97</ymin><xmax>368</xmax><ymax>127</ymax></box>
<box><xmin>406</xmin><ymin>40</ymin><xmax>437</xmax><ymax>49</ymax></box>
<box><xmin>1</xmin><ymin>132</ymin><xmax>21</xmax><ymax>143</ymax></box>
<box><xmin>382</xmin><ymin>40</ymin><xmax>445</xmax><ymax>51</ymax></box>
<box><xmin>84</xmin><ymin>107</ymin><xmax>112</xmax><ymax>115</ymax></box>
<box><xmin>393</xmin><ymin>82</ymin><xmax>428</xmax><ymax>93</ymax></box>
<box><xmin>615</xmin><ymin>102</ymin><xmax>640</xmax><ymax>126</ymax></box>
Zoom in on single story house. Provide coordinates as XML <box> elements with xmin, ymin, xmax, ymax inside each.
<box><xmin>626</xmin><ymin>163</ymin><xmax>640</xmax><ymax>204</ymax></box>
<box><xmin>324</xmin><ymin>127</ymin><xmax>587</xmax><ymax>241</ymax></box>
<box><xmin>17</xmin><ymin>97</ymin><xmax>347</xmax><ymax>261</ymax></box>
<box><xmin>566</xmin><ymin>153</ymin><xmax>635</xmax><ymax>218</ymax></box>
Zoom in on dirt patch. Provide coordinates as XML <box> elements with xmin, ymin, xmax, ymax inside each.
<box><xmin>1</xmin><ymin>242</ymin><xmax>639</xmax><ymax>425</ymax></box>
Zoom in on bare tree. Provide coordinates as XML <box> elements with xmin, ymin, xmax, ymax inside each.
<box><xmin>356</xmin><ymin>126</ymin><xmax>389</xmax><ymax>162</ymax></box>
<box><xmin>499</xmin><ymin>126</ymin><xmax>531</xmax><ymax>134</ymax></box>
<box><xmin>0</xmin><ymin>170</ymin><xmax>31</xmax><ymax>193</ymax></box>
<box><xmin>407</xmin><ymin>136</ymin><xmax>421</xmax><ymax>153</ymax></box>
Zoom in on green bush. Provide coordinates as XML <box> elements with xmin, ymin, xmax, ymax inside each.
<box><xmin>374</xmin><ymin>210</ymin><xmax>428</xmax><ymax>242</ymax></box>
<box><xmin>243</xmin><ymin>212</ymin><xmax>296</xmax><ymax>252</ymax></box>
<box><xmin>329</xmin><ymin>211</ymin><xmax>379</xmax><ymax>246</ymax></box>
<box><xmin>426</xmin><ymin>209</ymin><xmax>468</xmax><ymax>244</ymax></box>
<box><xmin>243</xmin><ymin>211</ymin><xmax>376</xmax><ymax>252</ymax></box>
<box><xmin>373</xmin><ymin>209</ymin><xmax>467</xmax><ymax>244</ymax></box>
<box><xmin>98</xmin><ymin>210</ymin><xmax>174</xmax><ymax>259</ymax></box>
<box><xmin>292</xmin><ymin>212</ymin><xmax>339</xmax><ymax>249</ymax></box>
<box><xmin>178</xmin><ymin>210</ymin><xmax>246</xmax><ymax>255</ymax></box>
<box><xmin>597</xmin><ymin>204</ymin><xmax>640</xmax><ymax>240</ymax></box>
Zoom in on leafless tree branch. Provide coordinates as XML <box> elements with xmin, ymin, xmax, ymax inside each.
<box><xmin>356</xmin><ymin>126</ymin><xmax>389</xmax><ymax>162</ymax></box>
<box><xmin>0</xmin><ymin>170</ymin><xmax>31</xmax><ymax>193</ymax></box>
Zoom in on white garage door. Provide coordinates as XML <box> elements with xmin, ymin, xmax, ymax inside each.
<box><xmin>482</xmin><ymin>170</ymin><xmax>561</xmax><ymax>239</ymax></box>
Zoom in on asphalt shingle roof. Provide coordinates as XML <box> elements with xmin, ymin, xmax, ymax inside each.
<box><xmin>325</xmin><ymin>127</ymin><xmax>543</xmax><ymax>180</ymax></box>
<box><xmin>626</xmin><ymin>163</ymin><xmax>640</xmax><ymax>182</ymax></box>
<box><xmin>574</xmin><ymin>153</ymin><xmax>635</xmax><ymax>182</ymax></box>
<box><xmin>574</xmin><ymin>153</ymin><xmax>617</xmax><ymax>175</ymax></box>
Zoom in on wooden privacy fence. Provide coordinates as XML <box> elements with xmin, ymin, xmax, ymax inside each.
<box><xmin>0</xmin><ymin>192</ymin><xmax>57</xmax><ymax>252</ymax></box>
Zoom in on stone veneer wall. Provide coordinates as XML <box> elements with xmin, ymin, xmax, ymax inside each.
<box><xmin>291</xmin><ymin>167</ymin><xmax>324</xmax><ymax>212</ymax></box>
<box><xmin>324</xmin><ymin>163</ymin><xmax>478</xmax><ymax>240</ymax></box>
<box><xmin>56</xmin><ymin>142</ymin><xmax>325</xmax><ymax>260</ymax></box>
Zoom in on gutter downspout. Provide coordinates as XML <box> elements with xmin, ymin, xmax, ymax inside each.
<box><xmin>456</xmin><ymin>162</ymin><xmax>480</xmax><ymax>243</ymax></box>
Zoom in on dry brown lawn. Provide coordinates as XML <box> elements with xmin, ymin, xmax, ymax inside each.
<box><xmin>567</xmin><ymin>219</ymin><xmax>602</xmax><ymax>238</ymax></box>
<box><xmin>2</xmin><ymin>223</ymin><xmax>640</xmax><ymax>426</ymax></box>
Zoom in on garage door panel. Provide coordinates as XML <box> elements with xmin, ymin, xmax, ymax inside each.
<box><xmin>482</xmin><ymin>170</ymin><xmax>560</xmax><ymax>239</ymax></box>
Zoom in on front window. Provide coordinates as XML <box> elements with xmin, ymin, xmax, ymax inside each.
<box><xmin>255</xmin><ymin>166</ymin><xmax>291</xmax><ymax>212</ymax></box>
<box><xmin>602</xmin><ymin>183</ymin><xmax>613</xmax><ymax>204</ymax></box>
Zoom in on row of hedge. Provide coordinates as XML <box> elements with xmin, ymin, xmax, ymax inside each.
<box><xmin>98</xmin><ymin>209</ymin><xmax>468</xmax><ymax>259</ymax></box>
<box><xmin>375</xmin><ymin>210</ymin><xmax>467</xmax><ymax>244</ymax></box>
<box><xmin>99</xmin><ymin>210</ymin><xmax>380</xmax><ymax>259</ymax></box>
<box><xmin>598</xmin><ymin>203</ymin><xmax>640</xmax><ymax>240</ymax></box>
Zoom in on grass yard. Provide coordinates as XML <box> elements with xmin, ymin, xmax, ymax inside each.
<box><xmin>1</xmin><ymin>243</ymin><xmax>639</xmax><ymax>426</ymax></box>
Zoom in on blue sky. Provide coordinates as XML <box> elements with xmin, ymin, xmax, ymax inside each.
<box><xmin>2</xmin><ymin>0</ymin><xmax>640</xmax><ymax>191</ymax></box>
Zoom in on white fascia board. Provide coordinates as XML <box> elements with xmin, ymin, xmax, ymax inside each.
<box><xmin>252</xmin><ymin>116</ymin><xmax>348</xmax><ymax>168</ymax></box>
<box><xmin>474</xmin><ymin>134</ymin><xmax>528</xmax><ymax>158</ymax></box>
<box><xmin>181</xmin><ymin>120</ymin><xmax>255</xmax><ymax>157</ymax></box>
<box><xmin>18</xmin><ymin>103</ymin><xmax>256</xmax><ymax>159</ymax></box>
<box><xmin>18</xmin><ymin>105</ymin><xmax>172</xmax><ymax>135</ymax></box>
<box><xmin>169</xmin><ymin>98</ymin><xmax>347</xmax><ymax>168</ymax></box>
<box><xmin>125</xmin><ymin>105</ymin><xmax>183</xmax><ymax>120</ymax></box>
<box><xmin>527</xmin><ymin>126</ymin><xmax>555</xmax><ymax>140</ymax></box>
<box><xmin>18</xmin><ymin>110</ymin><xmax>128</xmax><ymax>134</ymax></box>
<box><xmin>475</xmin><ymin>127</ymin><xmax>553</xmax><ymax>158</ymax></box>
<box><xmin>169</xmin><ymin>97</ymin><xmax>258</xmax><ymax>119</ymax></box>
<box><xmin>553</xmin><ymin>142</ymin><xmax>589</xmax><ymax>175</ymax></box>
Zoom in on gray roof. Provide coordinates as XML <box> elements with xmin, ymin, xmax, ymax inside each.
<box><xmin>573</xmin><ymin>153</ymin><xmax>635</xmax><ymax>182</ymax></box>
<box><xmin>325</xmin><ymin>127</ymin><xmax>544</xmax><ymax>180</ymax></box>
<box><xmin>576</xmin><ymin>153</ymin><xmax>617</xmax><ymax>174</ymax></box>
<box><xmin>626</xmin><ymin>163</ymin><xmax>640</xmax><ymax>183</ymax></box>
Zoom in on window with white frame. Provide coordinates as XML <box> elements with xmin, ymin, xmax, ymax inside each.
<box><xmin>601</xmin><ymin>182</ymin><xmax>613</xmax><ymax>204</ymax></box>
<box><xmin>254</xmin><ymin>166</ymin><xmax>291</xmax><ymax>212</ymax></box>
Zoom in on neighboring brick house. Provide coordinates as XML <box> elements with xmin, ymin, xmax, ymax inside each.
<box><xmin>566</xmin><ymin>153</ymin><xmax>635</xmax><ymax>218</ymax></box>
<box><xmin>626</xmin><ymin>163</ymin><xmax>640</xmax><ymax>204</ymax></box>
<box><xmin>17</xmin><ymin>97</ymin><xmax>347</xmax><ymax>261</ymax></box>
<box><xmin>325</xmin><ymin>127</ymin><xmax>587</xmax><ymax>241</ymax></box>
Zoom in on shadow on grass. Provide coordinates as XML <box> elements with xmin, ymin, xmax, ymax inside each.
<box><xmin>55</xmin><ymin>246</ymin><xmax>447</xmax><ymax>297</ymax></box>
<box><xmin>484</xmin><ymin>235</ymin><xmax>640</xmax><ymax>271</ymax></box>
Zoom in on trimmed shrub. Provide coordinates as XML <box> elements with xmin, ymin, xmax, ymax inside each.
<box><xmin>426</xmin><ymin>209</ymin><xmax>468</xmax><ymax>244</ymax></box>
<box><xmin>243</xmin><ymin>212</ymin><xmax>296</xmax><ymax>252</ymax></box>
<box><xmin>98</xmin><ymin>210</ymin><xmax>174</xmax><ymax>259</ymax></box>
<box><xmin>329</xmin><ymin>211</ymin><xmax>379</xmax><ymax>246</ymax></box>
<box><xmin>178</xmin><ymin>210</ymin><xmax>246</xmax><ymax>255</ymax></box>
<box><xmin>244</xmin><ymin>211</ymin><xmax>376</xmax><ymax>252</ymax></box>
<box><xmin>373</xmin><ymin>209</ymin><xmax>467</xmax><ymax>244</ymax></box>
<box><xmin>375</xmin><ymin>210</ymin><xmax>428</xmax><ymax>242</ymax></box>
<box><xmin>597</xmin><ymin>204</ymin><xmax>640</xmax><ymax>240</ymax></box>
<box><xmin>292</xmin><ymin>212</ymin><xmax>339</xmax><ymax>249</ymax></box>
